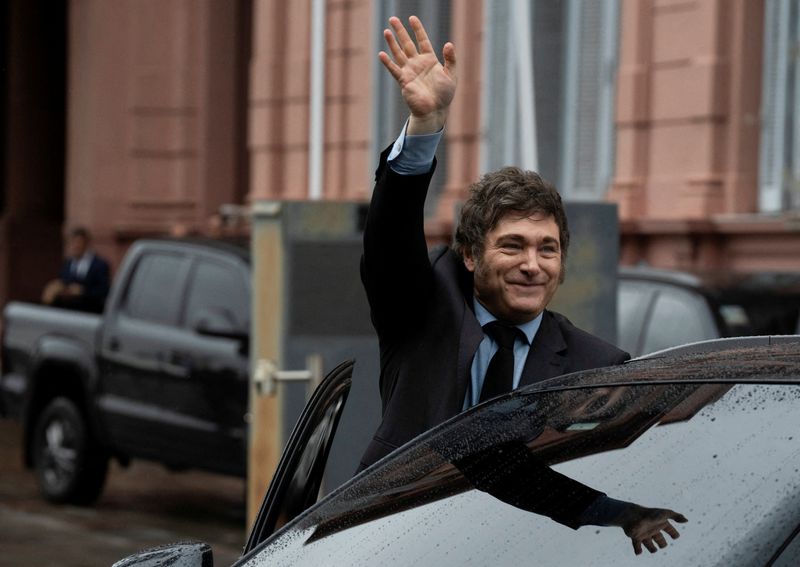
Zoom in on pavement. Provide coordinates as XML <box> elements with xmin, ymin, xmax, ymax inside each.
<box><xmin>0</xmin><ymin>419</ymin><xmax>247</xmax><ymax>566</ymax></box>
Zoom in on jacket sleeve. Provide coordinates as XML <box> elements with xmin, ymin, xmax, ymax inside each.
<box><xmin>453</xmin><ymin>439</ymin><xmax>604</xmax><ymax>530</ymax></box>
<box><xmin>361</xmin><ymin>145</ymin><xmax>437</xmax><ymax>337</ymax></box>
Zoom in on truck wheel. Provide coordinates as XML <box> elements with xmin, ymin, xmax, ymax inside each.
<box><xmin>31</xmin><ymin>397</ymin><xmax>109</xmax><ymax>505</ymax></box>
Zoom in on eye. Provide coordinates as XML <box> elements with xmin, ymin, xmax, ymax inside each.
<box><xmin>540</xmin><ymin>244</ymin><xmax>559</xmax><ymax>255</ymax></box>
<box><xmin>499</xmin><ymin>241</ymin><xmax>523</xmax><ymax>252</ymax></box>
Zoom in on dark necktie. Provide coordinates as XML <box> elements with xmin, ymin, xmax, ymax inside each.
<box><xmin>479</xmin><ymin>321</ymin><xmax>521</xmax><ymax>402</ymax></box>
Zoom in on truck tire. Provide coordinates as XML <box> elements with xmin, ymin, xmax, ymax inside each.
<box><xmin>31</xmin><ymin>397</ymin><xmax>109</xmax><ymax>505</ymax></box>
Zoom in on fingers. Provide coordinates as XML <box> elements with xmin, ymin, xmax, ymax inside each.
<box><xmin>442</xmin><ymin>42</ymin><xmax>457</xmax><ymax>77</ymax></box>
<box><xmin>409</xmin><ymin>15</ymin><xmax>434</xmax><ymax>53</ymax></box>
<box><xmin>673</xmin><ymin>513</ymin><xmax>689</xmax><ymax>524</ymax></box>
<box><xmin>634</xmin><ymin>524</ymin><xmax>682</xmax><ymax>555</ymax></box>
<box><xmin>383</xmin><ymin>26</ymin><xmax>407</xmax><ymax>66</ymax></box>
<box><xmin>389</xmin><ymin>16</ymin><xmax>419</xmax><ymax>59</ymax></box>
<box><xmin>653</xmin><ymin>533</ymin><xmax>668</xmax><ymax>549</ymax></box>
<box><xmin>642</xmin><ymin>538</ymin><xmax>658</xmax><ymax>554</ymax></box>
<box><xmin>636</xmin><ymin>533</ymin><xmax>667</xmax><ymax>555</ymax></box>
<box><xmin>378</xmin><ymin>51</ymin><xmax>402</xmax><ymax>82</ymax></box>
<box><xmin>383</xmin><ymin>16</ymin><xmax>441</xmax><ymax>61</ymax></box>
<box><xmin>664</xmin><ymin>523</ymin><xmax>681</xmax><ymax>540</ymax></box>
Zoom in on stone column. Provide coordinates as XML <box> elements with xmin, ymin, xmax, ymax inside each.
<box><xmin>67</xmin><ymin>0</ymin><xmax>245</xmax><ymax>253</ymax></box>
<box><xmin>608</xmin><ymin>0</ymin><xmax>653</xmax><ymax>220</ymax></box>
<box><xmin>610</xmin><ymin>0</ymin><xmax>765</xmax><ymax>268</ymax></box>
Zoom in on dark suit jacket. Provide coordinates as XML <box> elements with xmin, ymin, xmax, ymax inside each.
<box><xmin>359</xmin><ymin>148</ymin><xmax>629</xmax><ymax>470</ymax></box>
<box><xmin>58</xmin><ymin>253</ymin><xmax>111</xmax><ymax>313</ymax></box>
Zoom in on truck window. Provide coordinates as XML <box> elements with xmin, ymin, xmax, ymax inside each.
<box><xmin>124</xmin><ymin>253</ymin><xmax>190</xmax><ymax>325</ymax></box>
<box><xmin>183</xmin><ymin>260</ymin><xmax>249</xmax><ymax>331</ymax></box>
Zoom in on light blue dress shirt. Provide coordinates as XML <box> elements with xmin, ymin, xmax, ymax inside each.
<box><xmin>464</xmin><ymin>300</ymin><xmax>543</xmax><ymax>409</ymax></box>
<box><xmin>387</xmin><ymin>121</ymin><xmax>443</xmax><ymax>175</ymax></box>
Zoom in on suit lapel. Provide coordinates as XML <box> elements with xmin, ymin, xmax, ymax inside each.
<box><xmin>519</xmin><ymin>310</ymin><xmax>567</xmax><ymax>387</ymax></box>
<box><xmin>455</xmin><ymin>305</ymin><xmax>483</xmax><ymax>409</ymax></box>
<box><xmin>451</xmin><ymin>255</ymin><xmax>482</xmax><ymax>414</ymax></box>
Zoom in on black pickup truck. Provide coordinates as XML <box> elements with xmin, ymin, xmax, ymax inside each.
<box><xmin>0</xmin><ymin>238</ymin><xmax>251</xmax><ymax>504</ymax></box>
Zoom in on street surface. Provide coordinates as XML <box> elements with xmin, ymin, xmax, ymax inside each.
<box><xmin>0</xmin><ymin>419</ymin><xmax>246</xmax><ymax>566</ymax></box>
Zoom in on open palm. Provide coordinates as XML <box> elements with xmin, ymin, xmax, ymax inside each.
<box><xmin>379</xmin><ymin>16</ymin><xmax>457</xmax><ymax>124</ymax></box>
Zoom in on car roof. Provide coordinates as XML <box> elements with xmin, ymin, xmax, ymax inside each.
<box><xmin>529</xmin><ymin>336</ymin><xmax>800</xmax><ymax>393</ymax></box>
<box><xmin>135</xmin><ymin>236</ymin><xmax>250</xmax><ymax>263</ymax></box>
<box><xmin>249</xmin><ymin>338</ymin><xmax>800</xmax><ymax>565</ymax></box>
<box><xmin>619</xmin><ymin>265</ymin><xmax>800</xmax><ymax>298</ymax></box>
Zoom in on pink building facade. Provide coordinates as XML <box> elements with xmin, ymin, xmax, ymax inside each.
<box><xmin>1</xmin><ymin>0</ymin><xmax>798</xmax><ymax>309</ymax></box>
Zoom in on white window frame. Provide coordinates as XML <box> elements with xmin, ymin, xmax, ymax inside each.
<box><xmin>479</xmin><ymin>0</ymin><xmax>620</xmax><ymax>201</ymax></box>
<box><xmin>759</xmin><ymin>0</ymin><xmax>800</xmax><ymax>213</ymax></box>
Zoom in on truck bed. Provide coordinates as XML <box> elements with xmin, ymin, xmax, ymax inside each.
<box><xmin>1</xmin><ymin>302</ymin><xmax>101</xmax><ymax>418</ymax></box>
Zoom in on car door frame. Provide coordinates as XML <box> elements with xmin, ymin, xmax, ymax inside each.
<box><xmin>241</xmin><ymin>359</ymin><xmax>354</xmax><ymax>556</ymax></box>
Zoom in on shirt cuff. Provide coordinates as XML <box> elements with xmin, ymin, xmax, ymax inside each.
<box><xmin>387</xmin><ymin>120</ymin><xmax>443</xmax><ymax>175</ymax></box>
<box><xmin>577</xmin><ymin>495</ymin><xmax>630</xmax><ymax>527</ymax></box>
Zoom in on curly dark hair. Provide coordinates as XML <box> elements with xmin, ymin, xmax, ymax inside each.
<box><xmin>453</xmin><ymin>167</ymin><xmax>569</xmax><ymax>281</ymax></box>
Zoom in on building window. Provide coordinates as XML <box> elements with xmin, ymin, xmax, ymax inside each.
<box><xmin>481</xmin><ymin>0</ymin><xmax>619</xmax><ymax>201</ymax></box>
<box><xmin>372</xmin><ymin>0</ymin><xmax>452</xmax><ymax>217</ymax></box>
<box><xmin>759</xmin><ymin>0</ymin><xmax>800</xmax><ymax>212</ymax></box>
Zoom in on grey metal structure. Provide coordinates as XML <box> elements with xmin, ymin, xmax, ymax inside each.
<box><xmin>260</xmin><ymin>200</ymin><xmax>620</xmax><ymax>490</ymax></box>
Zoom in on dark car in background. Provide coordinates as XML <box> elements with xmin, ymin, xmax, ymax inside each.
<box><xmin>116</xmin><ymin>336</ymin><xmax>800</xmax><ymax>567</ymax></box>
<box><xmin>618</xmin><ymin>265</ymin><xmax>800</xmax><ymax>357</ymax></box>
<box><xmin>1</xmin><ymin>238</ymin><xmax>251</xmax><ymax>505</ymax></box>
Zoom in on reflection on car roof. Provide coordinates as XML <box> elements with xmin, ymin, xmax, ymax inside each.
<box><xmin>526</xmin><ymin>338</ymin><xmax>800</xmax><ymax>392</ymax></box>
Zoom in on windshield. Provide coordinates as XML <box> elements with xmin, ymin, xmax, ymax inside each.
<box><xmin>242</xmin><ymin>346</ymin><xmax>800</xmax><ymax>566</ymax></box>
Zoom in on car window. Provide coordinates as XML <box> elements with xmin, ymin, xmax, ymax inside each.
<box><xmin>123</xmin><ymin>253</ymin><xmax>190</xmax><ymax>325</ymax></box>
<box><xmin>183</xmin><ymin>259</ymin><xmax>249</xmax><ymax>331</ymax></box>
<box><xmin>617</xmin><ymin>281</ymin><xmax>655</xmax><ymax>356</ymax></box>
<box><xmin>243</xmin><ymin>346</ymin><xmax>800</xmax><ymax>566</ymax></box>
<box><xmin>640</xmin><ymin>286</ymin><xmax>717</xmax><ymax>354</ymax></box>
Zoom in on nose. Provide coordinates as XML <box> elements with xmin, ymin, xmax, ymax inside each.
<box><xmin>518</xmin><ymin>248</ymin><xmax>541</xmax><ymax>275</ymax></box>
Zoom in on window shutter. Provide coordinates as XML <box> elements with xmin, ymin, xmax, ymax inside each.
<box><xmin>559</xmin><ymin>0</ymin><xmax>620</xmax><ymax>201</ymax></box>
<box><xmin>759</xmin><ymin>0</ymin><xmax>790</xmax><ymax>213</ymax></box>
<box><xmin>481</xmin><ymin>0</ymin><xmax>517</xmax><ymax>173</ymax></box>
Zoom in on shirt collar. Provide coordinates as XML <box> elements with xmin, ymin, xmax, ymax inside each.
<box><xmin>472</xmin><ymin>297</ymin><xmax>543</xmax><ymax>345</ymax></box>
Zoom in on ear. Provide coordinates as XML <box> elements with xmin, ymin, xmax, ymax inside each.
<box><xmin>463</xmin><ymin>251</ymin><xmax>476</xmax><ymax>273</ymax></box>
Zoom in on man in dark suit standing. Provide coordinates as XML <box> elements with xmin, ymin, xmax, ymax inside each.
<box><xmin>361</xmin><ymin>14</ymin><xmax>629</xmax><ymax>470</ymax></box>
<box><xmin>359</xmin><ymin>17</ymin><xmax>690</xmax><ymax>555</ymax></box>
<box><xmin>43</xmin><ymin>227</ymin><xmax>111</xmax><ymax>313</ymax></box>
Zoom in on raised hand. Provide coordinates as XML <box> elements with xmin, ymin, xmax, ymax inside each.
<box><xmin>379</xmin><ymin>15</ymin><xmax>457</xmax><ymax>134</ymax></box>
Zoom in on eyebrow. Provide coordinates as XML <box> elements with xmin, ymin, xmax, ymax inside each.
<box><xmin>495</xmin><ymin>234</ymin><xmax>560</xmax><ymax>247</ymax></box>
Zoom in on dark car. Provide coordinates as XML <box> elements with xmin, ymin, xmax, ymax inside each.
<box><xmin>618</xmin><ymin>265</ymin><xmax>800</xmax><ymax>357</ymax></box>
<box><xmin>116</xmin><ymin>336</ymin><xmax>800</xmax><ymax>567</ymax></box>
<box><xmin>1</xmin><ymin>238</ymin><xmax>251</xmax><ymax>505</ymax></box>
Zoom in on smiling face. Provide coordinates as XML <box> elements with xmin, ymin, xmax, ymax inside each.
<box><xmin>463</xmin><ymin>212</ymin><xmax>562</xmax><ymax>324</ymax></box>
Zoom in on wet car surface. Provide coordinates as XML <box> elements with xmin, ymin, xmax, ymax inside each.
<box><xmin>238</xmin><ymin>340</ymin><xmax>800</xmax><ymax>566</ymax></box>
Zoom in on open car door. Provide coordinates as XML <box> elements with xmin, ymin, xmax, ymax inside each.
<box><xmin>243</xmin><ymin>359</ymin><xmax>353</xmax><ymax>553</ymax></box>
